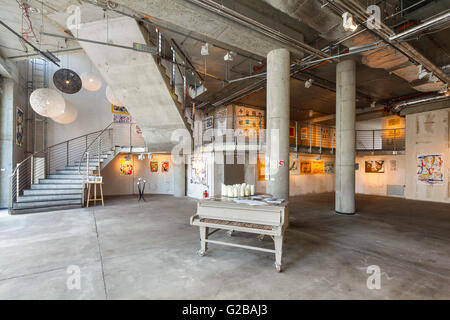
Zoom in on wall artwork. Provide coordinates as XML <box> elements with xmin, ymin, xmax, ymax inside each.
<box><xmin>355</xmin><ymin>163</ymin><xmax>359</xmax><ymax>171</ymax></box>
<box><xmin>191</xmin><ymin>157</ymin><xmax>207</xmax><ymax>185</ymax></box>
<box><xmin>257</xmin><ymin>157</ymin><xmax>266</xmax><ymax>181</ymax></box>
<box><xmin>119</xmin><ymin>157</ymin><xmax>133</xmax><ymax>175</ymax></box>
<box><xmin>150</xmin><ymin>161</ymin><xmax>159</xmax><ymax>172</ymax></box>
<box><xmin>324</xmin><ymin>161</ymin><xmax>335</xmax><ymax>174</ymax></box>
<box><xmin>390</xmin><ymin>160</ymin><xmax>397</xmax><ymax>171</ymax></box>
<box><xmin>204</xmin><ymin>116</ymin><xmax>214</xmax><ymax>130</ymax></box>
<box><xmin>112</xmin><ymin>104</ymin><xmax>132</xmax><ymax>123</ymax></box>
<box><xmin>417</xmin><ymin>154</ymin><xmax>444</xmax><ymax>185</ymax></box>
<box><xmin>289</xmin><ymin>157</ymin><xmax>299</xmax><ymax>175</ymax></box>
<box><xmin>162</xmin><ymin>161</ymin><xmax>169</xmax><ymax>172</ymax></box>
<box><xmin>365</xmin><ymin>160</ymin><xmax>385</xmax><ymax>173</ymax></box>
<box><xmin>16</xmin><ymin>107</ymin><xmax>24</xmax><ymax>147</ymax></box>
<box><xmin>300</xmin><ymin>161</ymin><xmax>324</xmax><ymax>175</ymax></box>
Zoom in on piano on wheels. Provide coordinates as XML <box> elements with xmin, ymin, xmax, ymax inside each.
<box><xmin>190</xmin><ymin>196</ymin><xmax>288</xmax><ymax>272</ymax></box>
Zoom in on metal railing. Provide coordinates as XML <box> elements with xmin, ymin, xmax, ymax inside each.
<box><xmin>356</xmin><ymin>128</ymin><xmax>405</xmax><ymax>151</ymax></box>
<box><xmin>9</xmin><ymin>122</ymin><xmax>145</xmax><ymax>211</ymax></box>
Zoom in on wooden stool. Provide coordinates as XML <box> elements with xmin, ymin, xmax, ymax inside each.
<box><xmin>86</xmin><ymin>182</ymin><xmax>104</xmax><ymax>207</ymax></box>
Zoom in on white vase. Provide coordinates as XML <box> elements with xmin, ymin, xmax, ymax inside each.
<box><xmin>250</xmin><ymin>185</ymin><xmax>255</xmax><ymax>196</ymax></box>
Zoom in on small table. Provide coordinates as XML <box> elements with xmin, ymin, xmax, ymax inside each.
<box><xmin>86</xmin><ymin>182</ymin><xmax>104</xmax><ymax>207</ymax></box>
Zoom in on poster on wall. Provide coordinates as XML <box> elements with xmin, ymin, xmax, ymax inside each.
<box><xmin>204</xmin><ymin>116</ymin><xmax>214</xmax><ymax>130</ymax></box>
<box><xmin>162</xmin><ymin>161</ymin><xmax>169</xmax><ymax>172</ymax></box>
<box><xmin>355</xmin><ymin>163</ymin><xmax>359</xmax><ymax>171</ymax></box>
<box><xmin>300</xmin><ymin>161</ymin><xmax>311</xmax><ymax>174</ymax></box>
<box><xmin>417</xmin><ymin>154</ymin><xmax>444</xmax><ymax>185</ymax></box>
<box><xmin>289</xmin><ymin>157</ymin><xmax>299</xmax><ymax>175</ymax></box>
<box><xmin>257</xmin><ymin>157</ymin><xmax>266</xmax><ymax>181</ymax></box>
<box><xmin>150</xmin><ymin>161</ymin><xmax>158</xmax><ymax>172</ymax></box>
<box><xmin>235</xmin><ymin>105</ymin><xmax>264</xmax><ymax>137</ymax></box>
<box><xmin>112</xmin><ymin>104</ymin><xmax>132</xmax><ymax>123</ymax></box>
<box><xmin>119</xmin><ymin>157</ymin><xmax>133</xmax><ymax>175</ymax></box>
<box><xmin>365</xmin><ymin>160</ymin><xmax>385</xmax><ymax>173</ymax></box>
<box><xmin>390</xmin><ymin>160</ymin><xmax>397</xmax><ymax>171</ymax></box>
<box><xmin>16</xmin><ymin>107</ymin><xmax>24</xmax><ymax>147</ymax></box>
<box><xmin>191</xmin><ymin>157</ymin><xmax>207</xmax><ymax>185</ymax></box>
<box><xmin>324</xmin><ymin>161</ymin><xmax>335</xmax><ymax>174</ymax></box>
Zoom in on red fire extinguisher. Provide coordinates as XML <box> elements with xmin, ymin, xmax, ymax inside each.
<box><xmin>203</xmin><ymin>189</ymin><xmax>209</xmax><ymax>199</ymax></box>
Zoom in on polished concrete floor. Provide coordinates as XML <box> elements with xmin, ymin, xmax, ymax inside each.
<box><xmin>0</xmin><ymin>193</ymin><xmax>449</xmax><ymax>299</ymax></box>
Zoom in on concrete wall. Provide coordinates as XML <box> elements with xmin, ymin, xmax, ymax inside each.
<box><xmin>46</xmin><ymin>53</ymin><xmax>112</xmax><ymax>146</ymax></box>
<box><xmin>356</xmin><ymin>155</ymin><xmax>405</xmax><ymax>196</ymax></box>
<box><xmin>405</xmin><ymin>108</ymin><xmax>450</xmax><ymax>203</ymax></box>
<box><xmin>102</xmin><ymin>153</ymin><xmax>174</xmax><ymax>196</ymax></box>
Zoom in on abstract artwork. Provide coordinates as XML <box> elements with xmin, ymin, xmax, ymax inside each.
<box><xmin>365</xmin><ymin>160</ymin><xmax>385</xmax><ymax>173</ymax></box>
<box><xmin>150</xmin><ymin>161</ymin><xmax>158</xmax><ymax>172</ymax></box>
<box><xmin>204</xmin><ymin>116</ymin><xmax>214</xmax><ymax>130</ymax></box>
<box><xmin>191</xmin><ymin>157</ymin><xmax>207</xmax><ymax>185</ymax></box>
<box><xmin>289</xmin><ymin>157</ymin><xmax>299</xmax><ymax>175</ymax></box>
<box><xmin>119</xmin><ymin>157</ymin><xmax>133</xmax><ymax>175</ymax></box>
<box><xmin>324</xmin><ymin>161</ymin><xmax>335</xmax><ymax>174</ymax></box>
<box><xmin>16</xmin><ymin>107</ymin><xmax>24</xmax><ymax>147</ymax></box>
<box><xmin>162</xmin><ymin>161</ymin><xmax>169</xmax><ymax>172</ymax></box>
<box><xmin>417</xmin><ymin>154</ymin><xmax>444</xmax><ymax>185</ymax></box>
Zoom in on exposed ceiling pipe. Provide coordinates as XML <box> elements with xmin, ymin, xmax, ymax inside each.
<box><xmin>388</xmin><ymin>10</ymin><xmax>450</xmax><ymax>41</ymax></box>
<box><xmin>392</xmin><ymin>94</ymin><xmax>449</xmax><ymax>113</ymax></box>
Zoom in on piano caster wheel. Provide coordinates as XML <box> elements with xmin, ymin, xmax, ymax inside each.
<box><xmin>257</xmin><ymin>234</ymin><xmax>265</xmax><ymax>241</ymax></box>
<box><xmin>275</xmin><ymin>263</ymin><xmax>282</xmax><ymax>272</ymax></box>
<box><xmin>197</xmin><ymin>249</ymin><xmax>207</xmax><ymax>257</ymax></box>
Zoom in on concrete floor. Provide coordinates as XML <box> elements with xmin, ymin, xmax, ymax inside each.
<box><xmin>0</xmin><ymin>193</ymin><xmax>449</xmax><ymax>299</ymax></box>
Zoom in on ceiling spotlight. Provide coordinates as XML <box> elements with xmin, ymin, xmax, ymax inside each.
<box><xmin>224</xmin><ymin>51</ymin><xmax>235</xmax><ymax>61</ymax></box>
<box><xmin>309</xmin><ymin>109</ymin><xmax>313</xmax><ymax>117</ymax></box>
<box><xmin>370</xmin><ymin>101</ymin><xmax>376</xmax><ymax>108</ymax></box>
<box><xmin>342</xmin><ymin>12</ymin><xmax>358</xmax><ymax>32</ymax></box>
<box><xmin>305</xmin><ymin>78</ymin><xmax>313</xmax><ymax>88</ymax></box>
<box><xmin>201</xmin><ymin>43</ymin><xmax>210</xmax><ymax>56</ymax></box>
<box><xmin>417</xmin><ymin>65</ymin><xmax>429</xmax><ymax>80</ymax></box>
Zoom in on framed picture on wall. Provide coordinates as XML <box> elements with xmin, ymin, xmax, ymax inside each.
<box><xmin>16</xmin><ymin>107</ymin><xmax>24</xmax><ymax>147</ymax></box>
<box><xmin>162</xmin><ymin>161</ymin><xmax>169</xmax><ymax>172</ymax></box>
<box><xmin>150</xmin><ymin>161</ymin><xmax>158</xmax><ymax>172</ymax></box>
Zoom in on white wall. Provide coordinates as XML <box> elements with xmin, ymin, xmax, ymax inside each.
<box><xmin>405</xmin><ymin>108</ymin><xmax>450</xmax><ymax>203</ymax></box>
<box><xmin>102</xmin><ymin>153</ymin><xmax>174</xmax><ymax>196</ymax></box>
<box><xmin>47</xmin><ymin>53</ymin><xmax>112</xmax><ymax>146</ymax></box>
<box><xmin>356</xmin><ymin>155</ymin><xmax>405</xmax><ymax>196</ymax></box>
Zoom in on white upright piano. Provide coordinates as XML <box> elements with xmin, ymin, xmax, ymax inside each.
<box><xmin>190</xmin><ymin>197</ymin><xmax>288</xmax><ymax>272</ymax></box>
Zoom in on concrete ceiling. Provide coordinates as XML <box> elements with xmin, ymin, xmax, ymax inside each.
<box><xmin>0</xmin><ymin>0</ymin><xmax>449</xmax><ymax>120</ymax></box>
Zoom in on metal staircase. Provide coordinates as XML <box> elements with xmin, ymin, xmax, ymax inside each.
<box><xmin>8</xmin><ymin>122</ymin><xmax>144</xmax><ymax>214</ymax></box>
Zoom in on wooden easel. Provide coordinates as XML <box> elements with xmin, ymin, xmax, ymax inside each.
<box><xmin>86</xmin><ymin>182</ymin><xmax>104</xmax><ymax>207</ymax></box>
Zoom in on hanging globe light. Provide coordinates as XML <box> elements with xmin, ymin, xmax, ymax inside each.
<box><xmin>51</xmin><ymin>100</ymin><xmax>78</xmax><ymax>124</ymax></box>
<box><xmin>29</xmin><ymin>88</ymin><xmax>66</xmax><ymax>118</ymax></box>
<box><xmin>106</xmin><ymin>85</ymin><xmax>124</xmax><ymax>106</ymax></box>
<box><xmin>81</xmin><ymin>72</ymin><xmax>102</xmax><ymax>91</ymax></box>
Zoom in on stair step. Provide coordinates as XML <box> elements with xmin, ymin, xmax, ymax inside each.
<box><xmin>13</xmin><ymin>199</ymin><xmax>82</xmax><ymax>210</ymax></box>
<box><xmin>56</xmin><ymin>170</ymin><xmax>93</xmax><ymax>174</ymax></box>
<box><xmin>17</xmin><ymin>194</ymin><xmax>82</xmax><ymax>202</ymax></box>
<box><xmin>31</xmin><ymin>183</ymin><xmax>83</xmax><ymax>189</ymax></box>
<box><xmin>48</xmin><ymin>174</ymin><xmax>83</xmax><ymax>179</ymax></box>
<box><xmin>65</xmin><ymin>166</ymin><xmax>98</xmax><ymax>170</ymax></box>
<box><xmin>24</xmin><ymin>188</ymin><xmax>83</xmax><ymax>196</ymax></box>
<box><xmin>10</xmin><ymin>204</ymin><xmax>82</xmax><ymax>215</ymax></box>
<box><xmin>39</xmin><ymin>178</ymin><xmax>83</xmax><ymax>184</ymax></box>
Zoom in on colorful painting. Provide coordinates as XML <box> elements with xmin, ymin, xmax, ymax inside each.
<box><xmin>257</xmin><ymin>157</ymin><xmax>265</xmax><ymax>181</ymax></box>
<box><xmin>16</xmin><ymin>107</ymin><xmax>24</xmax><ymax>147</ymax></box>
<box><xmin>417</xmin><ymin>154</ymin><xmax>444</xmax><ymax>185</ymax></box>
<box><xmin>204</xmin><ymin>116</ymin><xmax>214</xmax><ymax>130</ymax></box>
<box><xmin>289</xmin><ymin>157</ymin><xmax>299</xmax><ymax>175</ymax></box>
<box><xmin>162</xmin><ymin>161</ymin><xmax>169</xmax><ymax>172</ymax></box>
<box><xmin>300</xmin><ymin>127</ymin><xmax>308</xmax><ymax>139</ymax></box>
<box><xmin>150</xmin><ymin>161</ymin><xmax>158</xmax><ymax>172</ymax></box>
<box><xmin>289</xmin><ymin>126</ymin><xmax>295</xmax><ymax>138</ymax></box>
<box><xmin>300</xmin><ymin>161</ymin><xmax>312</xmax><ymax>174</ymax></box>
<box><xmin>191</xmin><ymin>157</ymin><xmax>207</xmax><ymax>185</ymax></box>
<box><xmin>324</xmin><ymin>161</ymin><xmax>335</xmax><ymax>174</ymax></box>
<box><xmin>311</xmin><ymin>161</ymin><xmax>324</xmax><ymax>174</ymax></box>
<box><xmin>365</xmin><ymin>160</ymin><xmax>385</xmax><ymax>173</ymax></box>
<box><xmin>119</xmin><ymin>157</ymin><xmax>133</xmax><ymax>175</ymax></box>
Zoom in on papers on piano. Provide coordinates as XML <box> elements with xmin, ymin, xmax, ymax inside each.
<box><xmin>233</xmin><ymin>199</ymin><xmax>268</xmax><ymax>206</ymax></box>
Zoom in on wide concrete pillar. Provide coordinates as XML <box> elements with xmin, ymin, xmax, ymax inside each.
<box><xmin>173</xmin><ymin>162</ymin><xmax>185</xmax><ymax>197</ymax></box>
<box><xmin>335</xmin><ymin>59</ymin><xmax>356</xmax><ymax>214</ymax></box>
<box><xmin>266</xmin><ymin>48</ymin><xmax>290</xmax><ymax>200</ymax></box>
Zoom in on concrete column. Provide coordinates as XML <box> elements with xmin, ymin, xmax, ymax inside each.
<box><xmin>335</xmin><ymin>59</ymin><xmax>356</xmax><ymax>214</ymax></box>
<box><xmin>266</xmin><ymin>48</ymin><xmax>290</xmax><ymax>200</ymax></box>
<box><xmin>173</xmin><ymin>162</ymin><xmax>185</xmax><ymax>197</ymax></box>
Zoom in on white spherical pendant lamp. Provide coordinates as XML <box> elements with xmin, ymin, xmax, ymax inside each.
<box><xmin>30</xmin><ymin>88</ymin><xmax>66</xmax><ymax>118</ymax></box>
<box><xmin>52</xmin><ymin>101</ymin><xmax>78</xmax><ymax>124</ymax></box>
<box><xmin>106</xmin><ymin>85</ymin><xmax>124</xmax><ymax>106</ymax></box>
<box><xmin>81</xmin><ymin>72</ymin><xmax>102</xmax><ymax>91</ymax></box>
